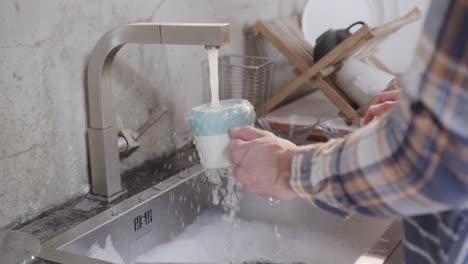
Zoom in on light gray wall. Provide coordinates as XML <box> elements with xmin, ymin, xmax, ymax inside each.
<box><xmin>0</xmin><ymin>0</ymin><xmax>306</xmax><ymax>227</ymax></box>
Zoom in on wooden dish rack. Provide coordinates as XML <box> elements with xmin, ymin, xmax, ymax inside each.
<box><xmin>249</xmin><ymin>8</ymin><xmax>422</xmax><ymax>125</ymax></box>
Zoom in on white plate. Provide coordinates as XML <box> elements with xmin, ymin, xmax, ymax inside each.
<box><xmin>302</xmin><ymin>0</ymin><xmax>430</xmax><ymax>73</ymax></box>
<box><xmin>375</xmin><ymin>0</ymin><xmax>431</xmax><ymax>73</ymax></box>
<box><xmin>302</xmin><ymin>0</ymin><xmax>385</xmax><ymax>46</ymax></box>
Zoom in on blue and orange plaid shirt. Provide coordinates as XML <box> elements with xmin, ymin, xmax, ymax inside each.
<box><xmin>290</xmin><ymin>0</ymin><xmax>468</xmax><ymax>263</ymax></box>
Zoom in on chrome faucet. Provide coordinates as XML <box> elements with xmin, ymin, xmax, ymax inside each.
<box><xmin>87</xmin><ymin>23</ymin><xmax>230</xmax><ymax>201</ymax></box>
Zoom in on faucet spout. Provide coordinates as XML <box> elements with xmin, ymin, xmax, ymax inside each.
<box><xmin>89</xmin><ymin>23</ymin><xmax>230</xmax><ymax>129</ymax></box>
<box><xmin>205</xmin><ymin>45</ymin><xmax>221</xmax><ymax>50</ymax></box>
<box><xmin>86</xmin><ymin>23</ymin><xmax>230</xmax><ymax>201</ymax></box>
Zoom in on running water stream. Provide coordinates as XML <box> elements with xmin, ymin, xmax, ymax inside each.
<box><xmin>202</xmin><ymin>48</ymin><xmax>244</xmax><ymax>219</ymax></box>
<box><xmin>207</xmin><ymin>47</ymin><xmax>220</xmax><ymax>108</ymax></box>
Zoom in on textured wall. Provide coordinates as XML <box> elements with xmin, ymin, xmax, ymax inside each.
<box><xmin>0</xmin><ymin>0</ymin><xmax>305</xmax><ymax>227</ymax></box>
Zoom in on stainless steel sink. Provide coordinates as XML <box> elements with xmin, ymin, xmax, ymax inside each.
<box><xmin>40</xmin><ymin>165</ymin><xmax>400</xmax><ymax>264</ymax></box>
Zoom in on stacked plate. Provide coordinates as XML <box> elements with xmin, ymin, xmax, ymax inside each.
<box><xmin>302</xmin><ymin>0</ymin><xmax>430</xmax><ymax>73</ymax></box>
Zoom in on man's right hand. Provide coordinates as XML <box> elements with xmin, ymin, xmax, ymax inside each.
<box><xmin>364</xmin><ymin>90</ymin><xmax>400</xmax><ymax>125</ymax></box>
<box><xmin>229</xmin><ymin>126</ymin><xmax>299</xmax><ymax>200</ymax></box>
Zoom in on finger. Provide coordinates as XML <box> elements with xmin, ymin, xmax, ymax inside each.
<box><xmin>229</xmin><ymin>126</ymin><xmax>272</xmax><ymax>141</ymax></box>
<box><xmin>369</xmin><ymin>90</ymin><xmax>400</xmax><ymax>106</ymax></box>
<box><xmin>364</xmin><ymin>104</ymin><xmax>386</xmax><ymax>125</ymax></box>
<box><xmin>229</xmin><ymin>139</ymin><xmax>250</xmax><ymax>166</ymax></box>
<box><xmin>364</xmin><ymin>101</ymin><xmax>398</xmax><ymax>125</ymax></box>
<box><xmin>363</xmin><ymin>107</ymin><xmax>377</xmax><ymax>125</ymax></box>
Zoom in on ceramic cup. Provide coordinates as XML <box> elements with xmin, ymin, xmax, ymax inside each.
<box><xmin>336</xmin><ymin>58</ymin><xmax>396</xmax><ymax>106</ymax></box>
<box><xmin>190</xmin><ymin>99</ymin><xmax>256</xmax><ymax>169</ymax></box>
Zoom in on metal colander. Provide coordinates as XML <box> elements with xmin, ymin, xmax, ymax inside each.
<box><xmin>202</xmin><ymin>55</ymin><xmax>275</xmax><ymax>117</ymax></box>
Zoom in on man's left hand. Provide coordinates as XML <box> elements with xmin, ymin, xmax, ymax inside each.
<box><xmin>364</xmin><ymin>90</ymin><xmax>400</xmax><ymax>125</ymax></box>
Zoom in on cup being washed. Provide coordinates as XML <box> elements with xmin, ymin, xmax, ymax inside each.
<box><xmin>190</xmin><ymin>99</ymin><xmax>256</xmax><ymax>169</ymax></box>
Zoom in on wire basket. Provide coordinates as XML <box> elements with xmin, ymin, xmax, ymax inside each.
<box><xmin>203</xmin><ymin>55</ymin><xmax>275</xmax><ymax>117</ymax></box>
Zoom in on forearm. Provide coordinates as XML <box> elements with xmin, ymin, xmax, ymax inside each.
<box><xmin>290</xmin><ymin>0</ymin><xmax>468</xmax><ymax>218</ymax></box>
<box><xmin>290</xmin><ymin>95</ymin><xmax>468</xmax><ymax>218</ymax></box>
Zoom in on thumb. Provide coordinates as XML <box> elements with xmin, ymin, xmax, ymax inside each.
<box><xmin>229</xmin><ymin>126</ymin><xmax>272</xmax><ymax>141</ymax></box>
<box><xmin>229</xmin><ymin>139</ymin><xmax>251</xmax><ymax>166</ymax></box>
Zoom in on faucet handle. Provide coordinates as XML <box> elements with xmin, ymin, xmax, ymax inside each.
<box><xmin>118</xmin><ymin>105</ymin><xmax>168</xmax><ymax>157</ymax></box>
<box><xmin>132</xmin><ymin>105</ymin><xmax>168</xmax><ymax>140</ymax></box>
<box><xmin>118</xmin><ymin>129</ymin><xmax>140</xmax><ymax>157</ymax></box>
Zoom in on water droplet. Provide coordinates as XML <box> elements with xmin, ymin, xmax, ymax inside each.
<box><xmin>274</xmin><ymin>225</ymin><xmax>281</xmax><ymax>240</ymax></box>
<box><xmin>268</xmin><ymin>197</ymin><xmax>280</xmax><ymax>206</ymax></box>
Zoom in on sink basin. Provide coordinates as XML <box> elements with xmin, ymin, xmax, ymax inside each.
<box><xmin>40</xmin><ymin>165</ymin><xmax>399</xmax><ymax>264</ymax></box>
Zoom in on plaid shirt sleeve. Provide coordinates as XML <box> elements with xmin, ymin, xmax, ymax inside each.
<box><xmin>290</xmin><ymin>0</ymin><xmax>468</xmax><ymax>218</ymax></box>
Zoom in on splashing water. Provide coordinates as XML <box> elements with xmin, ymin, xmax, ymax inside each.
<box><xmin>274</xmin><ymin>224</ymin><xmax>282</xmax><ymax>255</ymax></box>
<box><xmin>204</xmin><ymin>168</ymin><xmax>243</xmax><ymax>221</ymax></box>
<box><xmin>88</xmin><ymin>235</ymin><xmax>125</xmax><ymax>264</ymax></box>
<box><xmin>269</xmin><ymin>197</ymin><xmax>281</xmax><ymax>206</ymax></box>
<box><xmin>207</xmin><ymin>48</ymin><xmax>220</xmax><ymax>108</ymax></box>
<box><xmin>274</xmin><ymin>224</ymin><xmax>281</xmax><ymax>240</ymax></box>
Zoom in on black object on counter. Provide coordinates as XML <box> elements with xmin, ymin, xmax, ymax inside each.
<box><xmin>313</xmin><ymin>21</ymin><xmax>365</xmax><ymax>62</ymax></box>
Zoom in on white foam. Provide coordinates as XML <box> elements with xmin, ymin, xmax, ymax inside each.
<box><xmin>135</xmin><ymin>211</ymin><xmax>325</xmax><ymax>264</ymax></box>
<box><xmin>88</xmin><ymin>235</ymin><xmax>126</xmax><ymax>264</ymax></box>
<box><xmin>88</xmin><ymin>211</ymin><xmax>356</xmax><ymax>264</ymax></box>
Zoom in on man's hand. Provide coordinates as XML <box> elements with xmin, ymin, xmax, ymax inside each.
<box><xmin>229</xmin><ymin>126</ymin><xmax>298</xmax><ymax>200</ymax></box>
<box><xmin>364</xmin><ymin>90</ymin><xmax>400</xmax><ymax>125</ymax></box>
